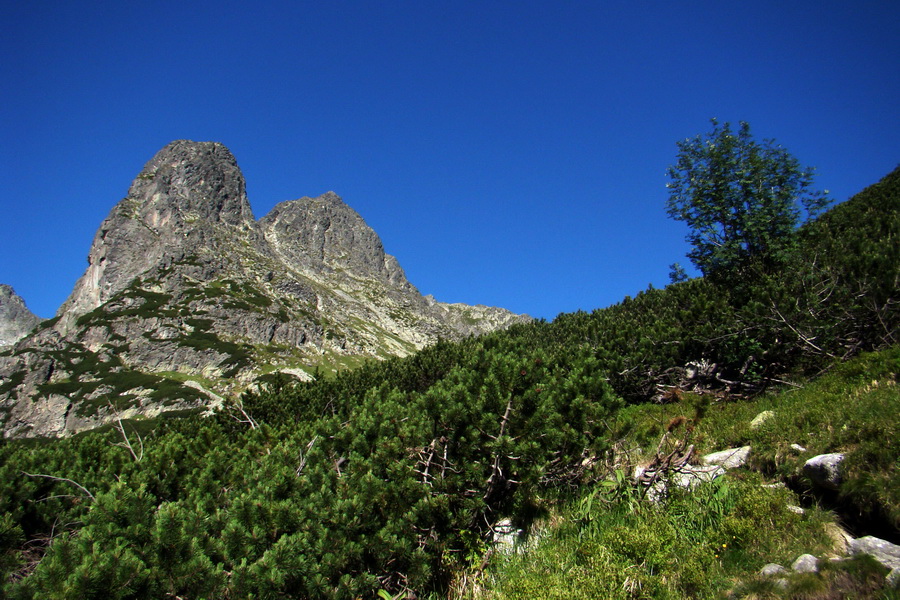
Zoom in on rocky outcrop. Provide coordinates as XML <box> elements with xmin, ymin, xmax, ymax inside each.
<box><xmin>58</xmin><ymin>141</ymin><xmax>259</xmax><ymax>325</ymax></box>
<box><xmin>0</xmin><ymin>141</ymin><xmax>529</xmax><ymax>438</ymax></box>
<box><xmin>261</xmin><ymin>192</ymin><xmax>408</xmax><ymax>287</ymax></box>
<box><xmin>0</xmin><ymin>285</ymin><xmax>42</xmax><ymax>347</ymax></box>
<box><xmin>849</xmin><ymin>536</ymin><xmax>900</xmax><ymax>570</ymax></box>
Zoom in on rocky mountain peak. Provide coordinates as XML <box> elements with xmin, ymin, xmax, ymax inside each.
<box><xmin>0</xmin><ymin>285</ymin><xmax>42</xmax><ymax>347</ymax></box>
<box><xmin>130</xmin><ymin>140</ymin><xmax>255</xmax><ymax>227</ymax></box>
<box><xmin>1</xmin><ymin>141</ymin><xmax>529</xmax><ymax>438</ymax></box>
<box><xmin>261</xmin><ymin>191</ymin><xmax>409</xmax><ymax>288</ymax></box>
<box><xmin>57</xmin><ymin>140</ymin><xmax>258</xmax><ymax>321</ymax></box>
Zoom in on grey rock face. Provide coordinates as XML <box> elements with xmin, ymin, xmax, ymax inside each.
<box><xmin>261</xmin><ymin>192</ymin><xmax>405</xmax><ymax>286</ymax></box>
<box><xmin>0</xmin><ymin>285</ymin><xmax>42</xmax><ymax>347</ymax></box>
<box><xmin>58</xmin><ymin>141</ymin><xmax>258</xmax><ymax>324</ymax></box>
<box><xmin>802</xmin><ymin>453</ymin><xmax>844</xmax><ymax>490</ymax></box>
<box><xmin>1</xmin><ymin>141</ymin><xmax>529</xmax><ymax>438</ymax></box>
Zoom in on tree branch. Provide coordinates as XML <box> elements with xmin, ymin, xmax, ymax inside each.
<box><xmin>21</xmin><ymin>472</ymin><xmax>94</xmax><ymax>502</ymax></box>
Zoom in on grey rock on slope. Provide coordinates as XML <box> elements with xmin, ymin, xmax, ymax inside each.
<box><xmin>0</xmin><ymin>141</ymin><xmax>528</xmax><ymax>438</ymax></box>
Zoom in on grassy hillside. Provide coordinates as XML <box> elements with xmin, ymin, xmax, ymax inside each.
<box><xmin>473</xmin><ymin>347</ymin><xmax>899</xmax><ymax>599</ymax></box>
<box><xmin>0</xmin><ymin>167</ymin><xmax>896</xmax><ymax>599</ymax></box>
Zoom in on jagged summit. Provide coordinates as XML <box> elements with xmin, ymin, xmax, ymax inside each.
<box><xmin>58</xmin><ymin>140</ymin><xmax>260</xmax><ymax>322</ymax></box>
<box><xmin>261</xmin><ymin>191</ymin><xmax>413</xmax><ymax>289</ymax></box>
<box><xmin>0</xmin><ymin>141</ymin><xmax>529</xmax><ymax>438</ymax></box>
<box><xmin>0</xmin><ymin>285</ymin><xmax>42</xmax><ymax>347</ymax></box>
<box><xmin>132</xmin><ymin>140</ymin><xmax>255</xmax><ymax>226</ymax></box>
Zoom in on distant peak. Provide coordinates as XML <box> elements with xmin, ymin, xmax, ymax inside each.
<box><xmin>0</xmin><ymin>283</ymin><xmax>42</xmax><ymax>347</ymax></box>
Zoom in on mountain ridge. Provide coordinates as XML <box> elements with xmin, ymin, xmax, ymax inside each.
<box><xmin>0</xmin><ymin>141</ymin><xmax>528</xmax><ymax>438</ymax></box>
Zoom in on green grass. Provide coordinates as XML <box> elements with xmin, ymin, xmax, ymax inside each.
<box><xmin>462</xmin><ymin>348</ymin><xmax>900</xmax><ymax>599</ymax></box>
<box><xmin>75</xmin><ymin>284</ymin><xmax>177</xmax><ymax>329</ymax></box>
<box><xmin>475</xmin><ymin>473</ymin><xmax>839</xmax><ymax>599</ymax></box>
<box><xmin>174</xmin><ymin>326</ymin><xmax>254</xmax><ymax>375</ymax></box>
<box><xmin>27</xmin><ymin>338</ymin><xmax>212</xmax><ymax>418</ymax></box>
<box><xmin>316</xmin><ymin>352</ymin><xmax>378</xmax><ymax>377</ymax></box>
<box><xmin>153</xmin><ymin>370</ymin><xmax>219</xmax><ymax>389</ymax></box>
<box><xmin>35</xmin><ymin>316</ymin><xmax>60</xmax><ymax>331</ymax></box>
<box><xmin>733</xmin><ymin>554</ymin><xmax>894</xmax><ymax>599</ymax></box>
<box><xmin>610</xmin><ymin>348</ymin><xmax>900</xmax><ymax>528</ymax></box>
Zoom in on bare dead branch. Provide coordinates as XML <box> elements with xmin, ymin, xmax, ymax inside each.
<box><xmin>296</xmin><ymin>435</ymin><xmax>318</xmax><ymax>476</ymax></box>
<box><xmin>108</xmin><ymin>400</ymin><xmax>143</xmax><ymax>462</ymax></box>
<box><xmin>228</xmin><ymin>396</ymin><xmax>259</xmax><ymax>430</ymax></box>
<box><xmin>21</xmin><ymin>472</ymin><xmax>94</xmax><ymax>501</ymax></box>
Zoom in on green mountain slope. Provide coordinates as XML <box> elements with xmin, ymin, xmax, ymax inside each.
<box><xmin>0</xmin><ymin>166</ymin><xmax>896</xmax><ymax>598</ymax></box>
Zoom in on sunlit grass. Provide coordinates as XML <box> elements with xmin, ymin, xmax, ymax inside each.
<box><xmin>462</xmin><ymin>347</ymin><xmax>899</xmax><ymax>599</ymax></box>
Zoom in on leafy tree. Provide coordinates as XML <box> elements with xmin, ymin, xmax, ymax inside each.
<box><xmin>666</xmin><ymin>119</ymin><xmax>828</xmax><ymax>279</ymax></box>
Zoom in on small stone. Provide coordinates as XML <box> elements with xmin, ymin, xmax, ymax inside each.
<box><xmin>492</xmin><ymin>518</ymin><xmax>522</xmax><ymax>553</ymax></box>
<box><xmin>701</xmin><ymin>446</ymin><xmax>751</xmax><ymax>469</ymax></box>
<box><xmin>633</xmin><ymin>465</ymin><xmax>646</xmax><ymax>483</ymax></box>
<box><xmin>790</xmin><ymin>443</ymin><xmax>807</xmax><ymax>452</ymax></box>
<box><xmin>760</xmin><ymin>563</ymin><xmax>787</xmax><ymax>576</ymax></box>
<box><xmin>750</xmin><ymin>410</ymin><xmax>775</xmax><ymax>429</ymax></box>
<box><xmin>792</xmin><ymin>553</ymin><xmax>819</xmax><ymax>573</ymax></box>
<box><xmin>802</xmin><ymin>453</ymin><xmax>844</xmax><ymax>490</ymax></box>
<box><xmin>671</xmin><ymin>464</ymin><xmax>726</xmax><ymax>489</ymax></box>
<box><xmin>786</xmin><ymin>505</ymin><xmax>805</xmax><ymax>515</ymax></box>
<box><xmin>644</xmin><ymin>482</ymin><xmax>667</xmax><ymax>503</ymax></box>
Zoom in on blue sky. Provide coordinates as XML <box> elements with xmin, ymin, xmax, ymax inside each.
<box><xmin>2</xmin><ymin>1</ymin><xmax>898</xmax><ymax>320</ymax></box>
